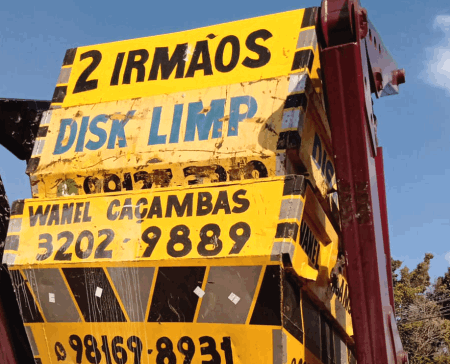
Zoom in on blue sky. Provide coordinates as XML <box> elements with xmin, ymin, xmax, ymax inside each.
<box><xmin>1</xmin><ymin>0</ymin><xmax>450</xmax><ymax>280</ymax></box>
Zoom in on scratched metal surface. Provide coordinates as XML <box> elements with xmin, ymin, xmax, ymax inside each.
<box><xmin>3</xmin><ymin>7</ymin><xmax>357</xmax><ymax>364</ymax></box>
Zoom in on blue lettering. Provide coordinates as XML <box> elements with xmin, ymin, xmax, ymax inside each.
<box><xmin>85</xmin><ymin>114</ymin><xmax>108</xmax><ymax>151</ymax></box>
<box><xmin>53</xmin><ymin>118</ymin><xmax>78</xmax><ymax>155</ymax></box>
<box><xmin>107</xmin><ymin>110</ymin><xmax>136</xmax><ymax>149</ymax></box>
<box><xmin>228</xmin><ymin>96</ymin><xmax>257</xmax><ymax>136</ymax></box>
<box><xmin>75</xmin><ymin>116</ymin><xmax>90</xmax><ymax>152</ymax></box>
<box><xmin>184</xmin><ymin>99</ymin><xmax>225</xmax><ymax>142</ymax></box>
<box><xmin>312</xmin><ymin>133</ymin><xmax>322</xmax><ymax>169</ymax></box>
<box><xmin>169</xmin><ymin>104</ymin><xmax>183</xmax><ymax>144</ymax></box>
<box><xmin>325</xmin><ymin>161</ymin><xmax>334</xmax><ymax>186</ymax></box>
<box><xmin>312</xmin><ymin>133</ymin><xmax>336</xmax><ymax>189</ymax></box>
<box><xmin>148</xmin><ymin>107</ymin><xmax>166</xmax><ymax>145</ymax></box>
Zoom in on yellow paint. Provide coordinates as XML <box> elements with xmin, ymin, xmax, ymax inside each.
<box><xmin>33</xmin><ymin>78</ymin><xmax>288</xmax><ymax>198</ymax></box>
<box><xmin>6</xmin><ymin>178</ymin><xmax>342</xmax><ymax>289</ymax></box>
<box><xmin>55</xmin><ymin>9</ymin><xmax>319</xmax><ymax>108</ymax></box>
<box><xmin>12</xmin><ymin>8</ymin><xmax>357</xmax><ymax>362</ymax></box>
<box><xmin>285</xmin><ymin>329</ymin><xmax>306</xmax><ymax>364</ymax></box>
<box><xmin>30</xmin><ymin>322</ymin><xmax>277</xmax><ymax>364</ymax></box>
<box><xmin>9</xmin><ymin>179</ymin><xmax>285</xmax><ymax>266</ymax></box>
<box><xmin>299</xmin><ymin>92</ymin><xmax>338</xmax><ymax>208</ymax></box>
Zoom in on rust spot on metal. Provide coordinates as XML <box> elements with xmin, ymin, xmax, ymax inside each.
<box><xmin>84</xmin><ymin>178</ymin><xmax>102</xmax><ymax>194</ymax></box>
<box><xmin>146</xmin><ymin>158</ymin><xmax>163</xmax><ymax>164</ymax></box>
<box><xmin>355</xmin><ymin>182</ymin><xmax>371</xmax><ymax>224</ymax></box>
<box><xmin>264</xmin><ymin>122</ymin><xmax>278</xmax><ymax>135</ymax></box>
<box><xmin>200</xmin><ymin>107</ymin><xmax>211</xmax><ymax>114</ymax></box>
<box><xmin>337</xmin><ymin>180</ymin><xmax>353</xmax><ymax>228</ymax></box>
<box><xmin>183</xmin><ymin>165</ymin><xmax>228</xmax><ymax>185</ymax></box>
<box><xmin>152</xmin><ymin>169</ymin><xmax>173</xmax><ymax>187</ymax></box>
<box><xmin>246</xmin><ymin>117</ymin><xmax>262</xmax><ymax>123</ymax></box>
<box><xmin>109</xmin><ymin>113</ymin><xmax>130</xmax><ymax>120</ymax></box>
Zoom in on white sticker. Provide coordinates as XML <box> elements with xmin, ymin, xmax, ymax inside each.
<box><xmin>95</xmin><ymin>287</ymin><xmax>103</xmax><ymax>298</ymax></box>
<box><xmin>228</xmin><ymin>292</ymin><xmax>240</xmax><ymax>305</ymax></box>
<box><xmin>194</xmin><ymin>286</ymin><xmax>205</xmax><ymax>298</ymax></box>
<box><xmin>49</xmin><ymin>293</ymin><xmax>55</xmax><ymax>303</ymax></box>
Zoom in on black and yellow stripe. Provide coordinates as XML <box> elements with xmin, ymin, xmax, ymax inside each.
<box><xmin>51</xmin><ymin>48</ymin><xmax>77</xmax><ymax>108</ymax></box>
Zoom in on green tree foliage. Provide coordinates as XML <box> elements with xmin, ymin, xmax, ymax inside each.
<box><xmin>392</xmin><ymin>254</ymin><xmax>450</xmax><ymax>363</ymax></box>
<box><xmin>431</xmin><ymin>267</ymin><xmax>450</xmax><ymax>320</ymax></box>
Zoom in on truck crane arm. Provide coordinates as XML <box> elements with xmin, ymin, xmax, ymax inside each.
<box><xmin>319</xmin><ymin>1</ymin><xmax>406</xmax><ymax>363</ymax></box>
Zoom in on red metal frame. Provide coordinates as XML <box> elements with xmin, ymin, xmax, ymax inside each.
<box><xmin>376</xmin><ymin>148</ymin><xmax>395</xmax><ymax>310</ymax></box>
<box><xmin>319</xmin><ymin>1</ymin><xmax>406</xmax><ymax>363</ymax></box>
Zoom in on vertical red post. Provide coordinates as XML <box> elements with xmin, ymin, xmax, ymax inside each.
<box><xmin>375</xmin><ymin>147</ymin><xmax>395</xmax><ymax>310</ymax></box>
<box><xmin>319</xmin><ymin>1</ymin><xmax>405</xmax><ymax>363</ymax></box>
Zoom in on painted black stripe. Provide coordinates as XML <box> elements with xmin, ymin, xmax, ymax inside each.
<box><xmin>36</xmin><ymin>126</ymin><xmax>48</xmax><ymax>138</ymax></box>
<box><xmin>10</xmin><ymin>200</ymin><xmax>24</xmax><ymax>216</ymax></box>
<box><xmin>9</xmin><ymin>270</ymin><xmax>44</xmax><ymax>323</ymax></box>
<box><xmin>26</xmin><ymin>157</ymin><xmax>40</xmax><ymax>174</ymax></box>
<box><xmin>5</xmin><ymin>235</ymin><xmax>19</xmax><ymax>250</ymax></box>
<box><xmin>283</xmin><ymin>175</ymin><xmax>306</xmax><ymax>196</ymax></box>
<box><xmin>301</xmin><ymin>7</ymin><xmax>317</xmax><ymax>28</ymax></box>
<box><xmin>291</xmin><ymin>49</ymin><xmax>314</xmax><ymax>72</ymax></box>
<box><xmin>148</xmin><ymin>266</ymin><xmax>206</xmax><ymax>322</ymax></box>
<box><xmin>52</xmin><ymin>86</ymin><xmax>67</xmax><ymax>103</ymax></box>
<box><xmin>276</xmin><ymin>131</ymin><xmax>301</xmax><ymax>150</ymax></box>
<box><xmin>250</xmin><ymin>265</ymin><xmax>281</xmax><ymax>325</ymax></box>
<box><xmin>275</xmin><ymin>222</ymin><xmax>300</xmax><ymax>241</ymax></box>
<box><xmin>300</xmin><ymin>221</ymin><xmax>320</xmax><ymax>269</ymax></box>
<box><xmin>283</xmin><ymin>274</ymin><xmax>304</xmax><ymax>343</ymax></box>
<box><xmin>284</xmin><ymin>93</ymin><xmax>307</xmax><ymax>110</ymax></box>
<box><xmin>63</xmin><ymin>48</ymin><xmax>77</xmax><ymax>66</ymax></box>
<box><xmin>63</xmin><ymin>267</ymin><xmax>126</xmax><ymax>322</ymax></box>
<box><xmin>35</xmin><ymin>359</ymin><xmax>43</xmax><ymax>364</ymax></box>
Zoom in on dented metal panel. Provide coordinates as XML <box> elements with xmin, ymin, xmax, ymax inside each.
<box><xmin>1</xmin><ymin>6</ymin><xmax>362</xmax><ymax>364</ymax></box>
<box><xmin>29</xmin><ymin>71</ymin><xmax>336</xmax><ymax>217</ymax></box>
<box><xmin>3</xmin><ymin>175</ymin><xmax>347</xmax><ymax>364</ymax></box>
<box><xmin>3</xmin><ymin>177</ymin><xmax>340</xmax><ymax>278</ymax></box>
<box><xmin>6</xmin><ymin>178</ymin><xmax>289</xmax><ymax>266</ymax></box>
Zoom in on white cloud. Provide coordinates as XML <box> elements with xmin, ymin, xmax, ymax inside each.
<box><xmin>423</xmin><ymin>15</ymin><xmax>450</xmax><ymax>92</ymax></box>
<box><xmin>445</xmin><ymin>252</ymin><xmax>450</xmax><ymax>265</ymax></box>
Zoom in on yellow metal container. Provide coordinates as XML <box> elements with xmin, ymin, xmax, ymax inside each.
<box><xmin>4</xmin><ymin>7</ymin><xmax>355</xmax><ymax>364</ymax></box>
<box><xmin>4</xmin><ymin>176</ymin><xmax>351</xmax><ymax>364</ymax></box>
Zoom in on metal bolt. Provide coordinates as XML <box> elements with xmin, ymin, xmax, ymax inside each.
<box><xmin>359</xmin><ymin>8</ymin><xmax>368</xmax><ymax>39</ymax></box>
<box><xmin>374</xmin><ymin>71</ymin><xmax>383</xmax><ymax>92</ymax></box>
<box><xmin>392</xmin><ymin>69</ymin><xmax>406</xmax><ymax>85</ymax></box>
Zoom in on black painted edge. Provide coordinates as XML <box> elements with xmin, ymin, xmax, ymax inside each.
<box><xmin>62</xmin><ymin>48</ymin><xmax>77</xmax><ymax>66</ymax></box>
<box><xmin>10</xmin><ymin>200</ymin><xmax>25</xmax><ymax>216</ymax></box>
<box><xmin>301</xmin><ymin>7</ymin><xmax>318</xmax><ymax>28</ymax></box>
<box><xmin>36</xmin><ymin>126</ymin><xmax>48</xmax><ymax>138</ymax></box>
<box><xmin>62</xmin><ymin>267</ymin><xmax>127</xmax><ymax>323</ymax></box>
<box><xmin>148</xmin><ymin>266</ymin><xmax>206</xmax><ymax>323</ymax></box>
<box><xmin>275</xmin><ymin>222</ymin><xmax>300</xmax><ymax>241</ymax></box>
<box><xmin>291</xmin><ymin>49</ymin><xmax>315</xmax><ymax>72</ymax></box>
<box><xmin>10</xmin><ymin>270</ymin><xmax>44</xmax><ymax>323</ymax></box>
<box><xmin>284</xmin><ymin>93</ymin><xmax>308</xmax><ymax>110</ymax></box>
<box><xmin>283</xmin><ymin>175</ymin><xmax>306</xmax><ymax>196</ymax></box>
<box><xmin>276</xmin><ymin>131</ymin><xmax>302</xmax><ymax>150</ymax></box>
<box><xmin>249</xmin><ymin>265</ymin><xmax>282</xmax><ymax>326</ymax></box>
<box><xmin>26</xmin><ymin>157</ymin><xmax>40</xmax><ymax>175</ymax></box>
<box><xmin>284</xmin><ymin>316</ymin><xmax>304</xmax><ymax>343</ymax></box>
<box><xmin>51</xmin><ymin>86</ymin><xmax>67</xmax><ymax>104</ymax></box>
